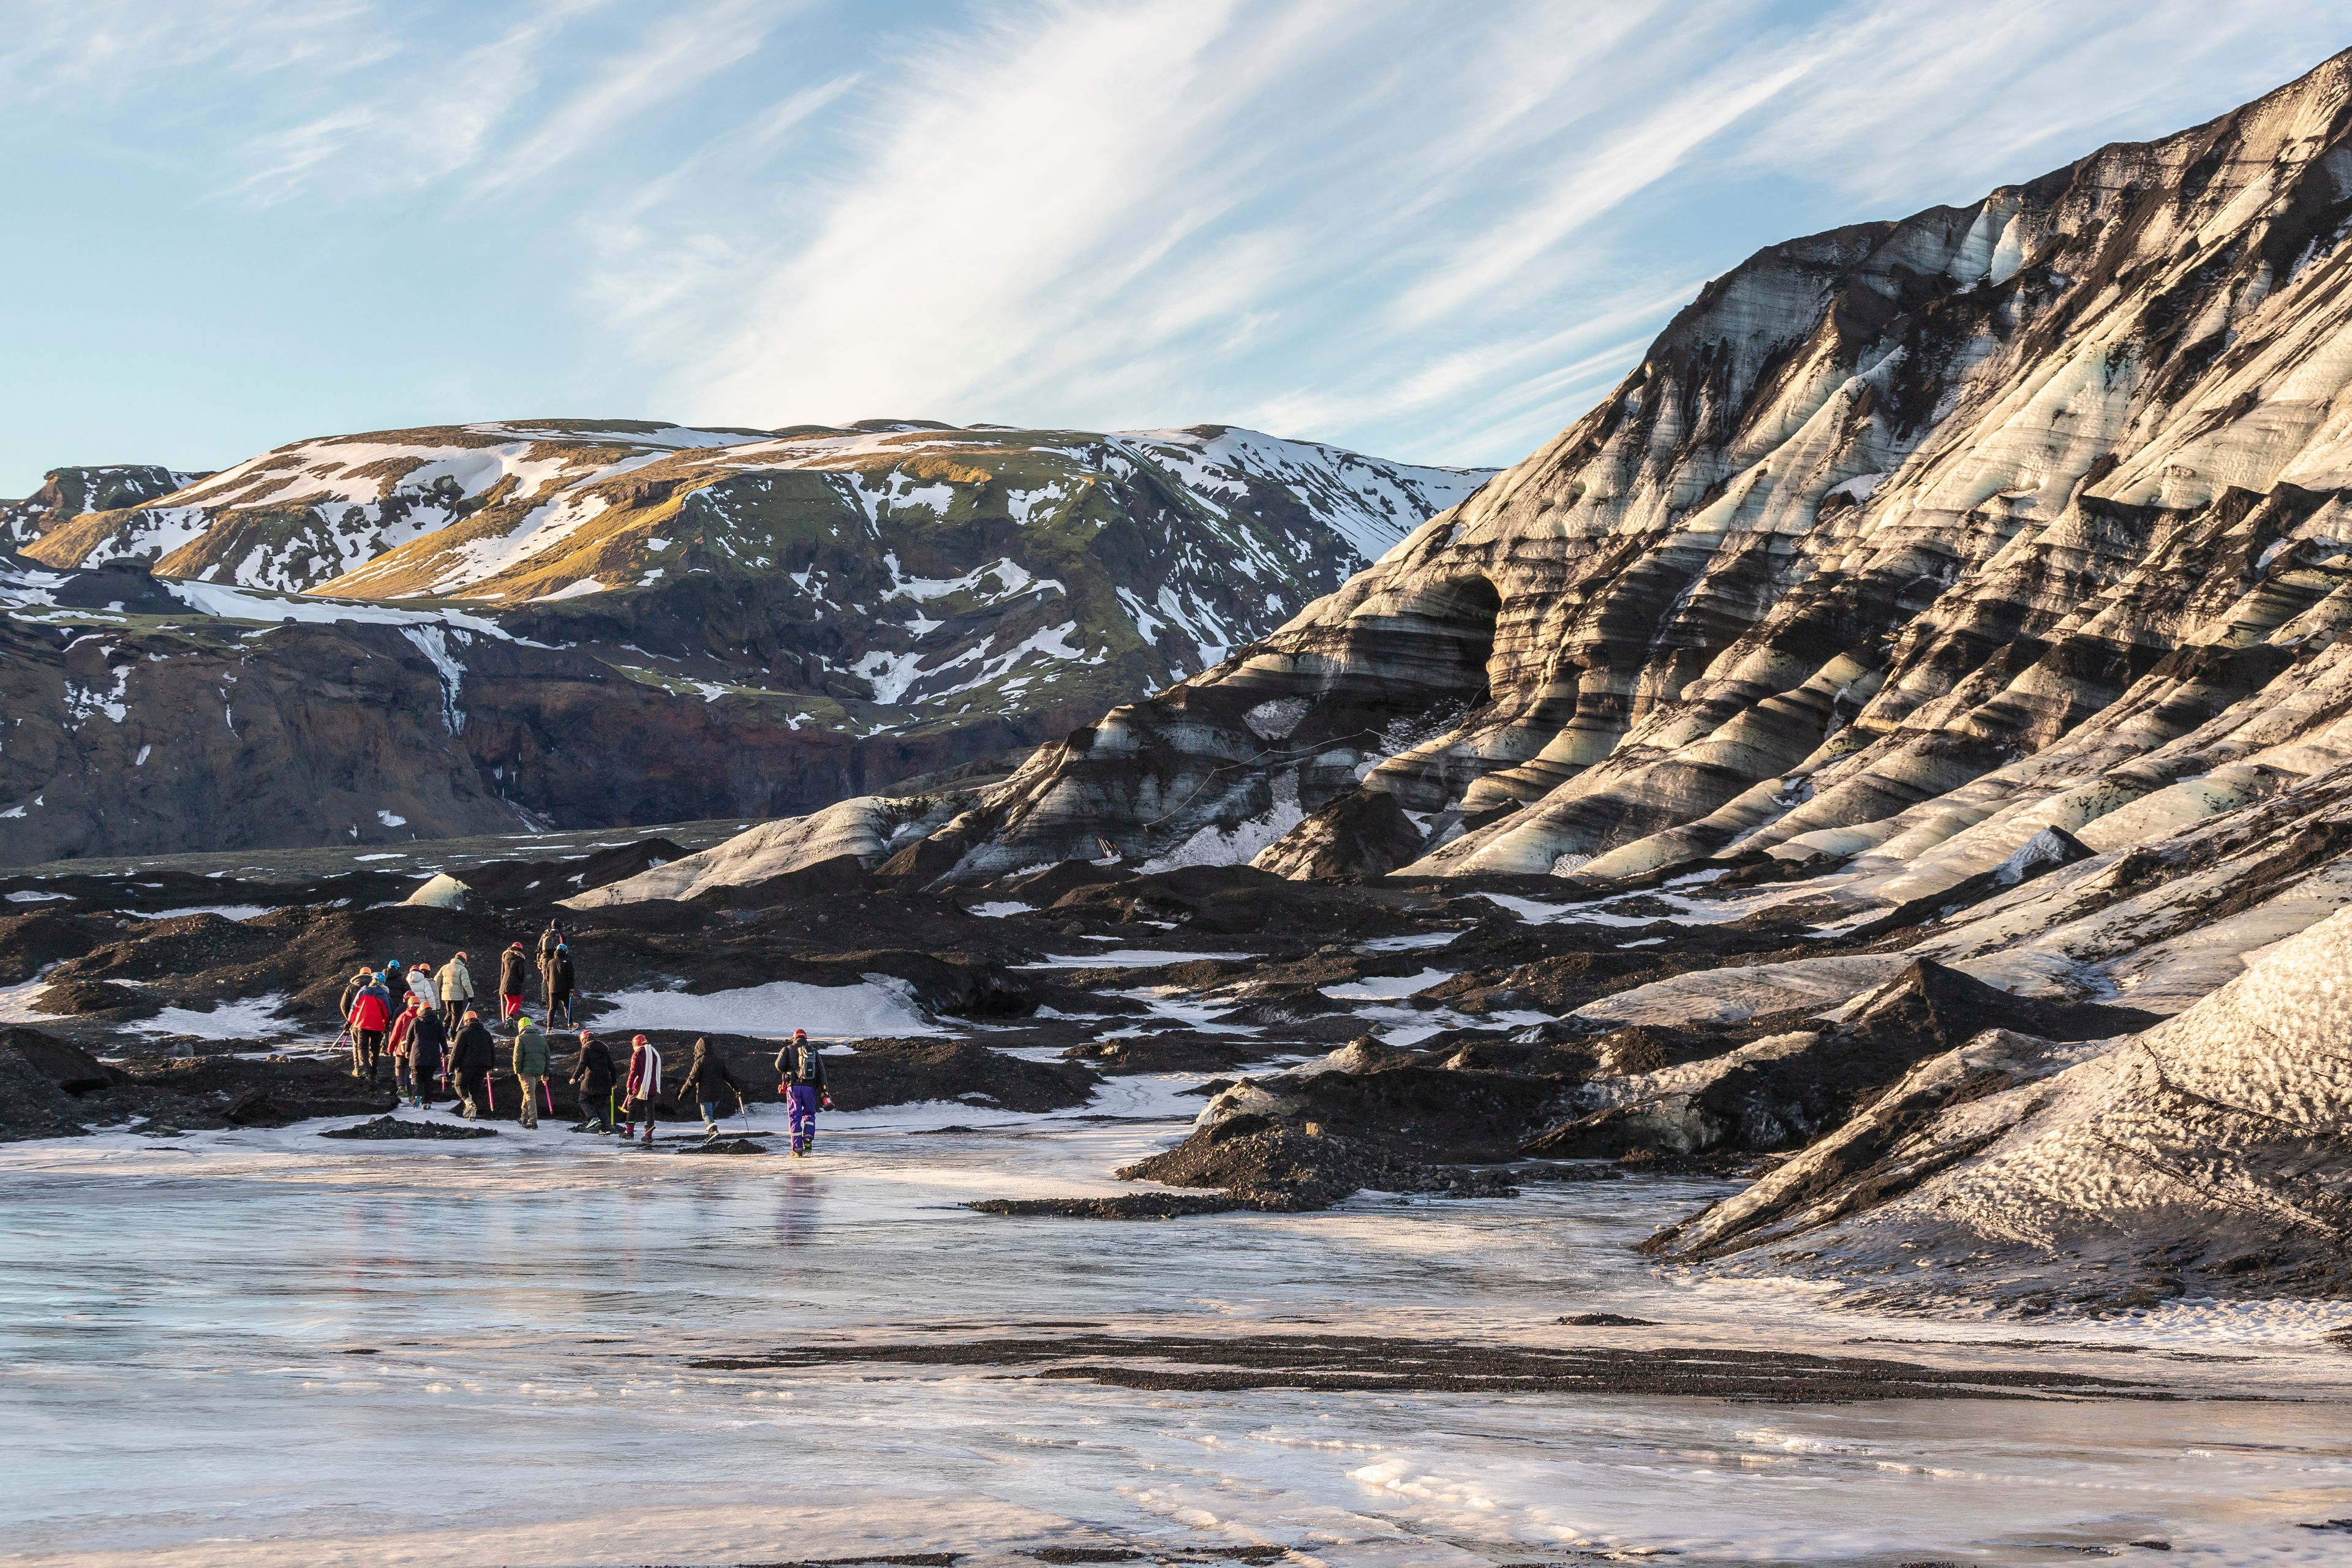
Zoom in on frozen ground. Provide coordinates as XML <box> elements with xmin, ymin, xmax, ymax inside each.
<box><xmin>4</xmin><ymin>1084</ymin><xmax>2350</xmax><ymax>1568</ymax></box>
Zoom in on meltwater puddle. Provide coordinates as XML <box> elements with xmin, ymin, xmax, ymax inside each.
<box><xmin>4</xmin><ymin>1094</ymin><xmax>2351</xmax><ymax>1567</ymax></box>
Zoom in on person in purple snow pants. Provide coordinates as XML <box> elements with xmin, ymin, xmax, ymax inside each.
<box><xmin>774</xmin><ymin>1028</ymin><xmax>830</xmax><ymax>1156</ymax></box>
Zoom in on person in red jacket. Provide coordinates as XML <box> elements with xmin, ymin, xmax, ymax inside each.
<box><xmin>385</xmin><ymin>995</ymin><xmax>419</xmax><ymax>1105</ymax></box>
<box><xmin>346</xmin><ymin>971</ymin><xmax>394</xmax><ymax>1083</ymax></box>
<box><xmin>620</xmin><ymin>1034</ymin><xmax>662</xmax><ymax>1148</ymax></box>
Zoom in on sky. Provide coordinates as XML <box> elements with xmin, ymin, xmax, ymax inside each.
<box><xmin>0</xmin><ymin>1</ymin><xmax>2343</xmax><ymax>494</ymax></box>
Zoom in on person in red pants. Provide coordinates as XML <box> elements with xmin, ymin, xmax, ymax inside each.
<box><xmin>497</xmin><ymin>941</ymin><xmax>530</xmax><ymax>1022</ymax></box>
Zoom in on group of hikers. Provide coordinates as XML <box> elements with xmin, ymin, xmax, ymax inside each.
<box><xmin>334</xmin><ymin>918</ymin><xmax>834</xmax><ymax>1155</ymax></box>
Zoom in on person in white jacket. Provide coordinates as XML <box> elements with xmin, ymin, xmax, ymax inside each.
<box><xmin>435</xmin><ymin>952</ymin><xmax>475</xmax><ymax>1030</ymax></box>
<box><xmin>407</xmin><ymin>960</ymin><xmax>439</xmax><ymax>1015</ymax></box>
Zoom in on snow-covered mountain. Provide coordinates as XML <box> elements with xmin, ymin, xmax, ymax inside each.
<box><xmin>23</xmin><ymin>420</ymin><xmax>1486</xmax><ymax>734</ymax></box>
<box><xmin>0</xmin><ymin>421</ymin><xmax>1487</xmax><ymax>864</ymax></box>
<box><xmin>889</xmin><ymin>50</ymin><xmax>2352</xmax><ymax>1298</ymax></box>
<box><xmin>2</xmin><ymin>465</ymin><xmax>199</xmax><ymax>548</ymax></box>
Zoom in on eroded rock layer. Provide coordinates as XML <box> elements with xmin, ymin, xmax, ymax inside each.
<box><xmin>842</xmin><ymin>52</ymin><xmax>2352</xmax><ymax>1302</ymax></box>
<box><xmin>933</xmin><ymin>51</ymin><xmax>2352</xmax><ymax>898</ymax></box>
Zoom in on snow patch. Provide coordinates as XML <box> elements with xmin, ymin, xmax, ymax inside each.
<box><xmin>587</xmin><ymin>977</ymin><xmax>940</xmax><ymax>1038</ymax></box>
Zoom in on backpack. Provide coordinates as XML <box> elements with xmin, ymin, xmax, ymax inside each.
<box><xmin>775</xmin><ymin>1040</ymin><xmax>823</xmax><ymax>1087</ymax></box>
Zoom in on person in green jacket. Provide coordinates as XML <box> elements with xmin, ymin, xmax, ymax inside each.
<box><xmin>511</xmin><ymin>1014</ymin><xmax>550</xmax><ymax>1129</ymax></box>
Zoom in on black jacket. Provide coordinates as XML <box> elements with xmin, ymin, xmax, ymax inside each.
<box><xmin>499</xmin><ymin>948</ymin><xmax>530</xmax><ymax>998</ymax></box>
<box><xmin>775</xmin><ymin>1039</ymin><xmax>827</xmax><ymax>1088</ymax></box>
<box><xmin>572</xmin><ymin>1038</ymin><xmax>616</xmax><ymax>1095</ymax></box>
<box><xmin>450</xmin><ymin>1019</ymin><xmax>496</xmax><ymax>1074</ymax></box>
<box><xmin>408</xmin><ymin>1009</ymin><xmax>448</xmax><ymax>1074</ymax></box>
<box><xmin>545</xmin><ymin>952</ymin><xmax>575</xmax><ymax>997</ymax></box>
<box><xmin>677</xmin><ymin>1038</ymin><xmax>740</xmax><ymax>1098</ymax></box>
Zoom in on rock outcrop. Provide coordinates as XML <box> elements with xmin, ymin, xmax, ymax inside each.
<box><xmin>1249</xmin><ymin>787</ymin><xmax>1427</xmax><ymax>880</ymax></box>
<box><xmin>1653</xmin><ymin>904</ymin><xmax>2352</xmax><ymax>1302</ymax></box>
<box><xmin>1523</xmin><ymin>959</ymin><xmax>2155</xmax><ymax>1159</ymax></box>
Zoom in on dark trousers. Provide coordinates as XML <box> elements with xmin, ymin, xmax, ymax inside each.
<box><xmin>355</xmin><ymin>1028</ymin><xmax>385</xmax><ymax>1076</ymax></box>
<box><xmin>458</xmin><ymin>1069</ymin><xmax>491</xmax><ymax>1117</ymax></box>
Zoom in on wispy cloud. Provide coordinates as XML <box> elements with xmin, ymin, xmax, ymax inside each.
<box><xmin>1395</xmin><ymin>53</ymin><xmax>1814</xmax><ymax>327</ymax></box>
<box><xmin>471</xmin><ymin>0</ymin><xmax>790</xmax><ymax>195</ymax></box>
<box><xmin>694</xmin><ymin>0</ymin><xmax>1293</xmax><ymax>421</ymax></box>
<box><xmin>2</xmin><ymin>0</ymin><xmax>2343</xmax><ymax>494</ymax></box>
<box><xmin>0</xmin><ymin>0</ymin><xmax>380</xmax><ymax>102</ymax></box>
<box><xmin>669</xmin><ymin>0</ymin><xmax>2349</xmax><ymax>462</ymax></box>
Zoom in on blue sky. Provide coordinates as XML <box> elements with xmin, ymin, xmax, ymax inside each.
<box><xmin>0</xmin><ymin>1</ymin><xmax>2342</xmax><ymax>494</ymax></box>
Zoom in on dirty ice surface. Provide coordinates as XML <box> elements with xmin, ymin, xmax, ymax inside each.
<box><xmin>5</xmin><ymin>1090</ymin><xmax>2351</xmax><ymax>1567</ymax></box>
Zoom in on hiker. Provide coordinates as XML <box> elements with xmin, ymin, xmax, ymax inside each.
<box><xmin>406</xmin><ymin>997</ymin><xmax>448</xmax><ymax>1108</ymax></box>
<box><xmin>775</xmin><ymin>1028</ymin><xmax>831</xmax><ymax>1156</ymax></box>
<box><xmin>570</xmin><ymin>1030</ymin><xmax>616</xmax><ymax>1132</ymax></box>
<box><xmin>337</xmin><ymin>968</ymin><xmax>371</xmax><ymax>1024</ymax></box>
<box><xmin>385</xmin><ymin>995</ymin><xmax>423</xmax><ymax>1106</ymax></box>
<box><xmin>511</xmin><ymin>1012</ymin><xmax>549</xmax><ymax>1129</ymax></box>
<box><xmin>676</xmin><ymin>1036</ymin><xmax>743</xmax><ymax>1139</ymax></box>
<box><xmin>336</xmin><ymin>967</ymin><xmax>372</xmax><ymax>1068</ymax></box>
<box><xmin>538</xmin><ymin>918</ymin><xmax>565</xmax><ymax>974</ymax></box>
<box><xmin>346</xmin><ymin>970</ymin><xmax>394</xmax><ymax>1082</ymax></box>
<box><xmin>497</xmin><ymin>942</ymin><xmax>530</xmax><ymax>1022</ymax></box>
<box><xmin>436</xmin><ymin>951</ymin><xmax>475</xmax><ymax>1028</ymax></box>
<box><xmin>407</xmin><ymin>959</ymin><xmax>439</xmax><ymax>1016</ymax></box>
<box><xmin>545</xmin><ymin>943</ymin><xmax>576</xmax><ymax>1028</ymax></box>
<box><xmin>449</xmin><ymin>1009</ymin><xmax>496</xmax><ymax>1120</ymax></box>
<box><xmin>621</xmin><ymin>1033</ymin><xmax>662</xmax><ymax>1148</ymax></box>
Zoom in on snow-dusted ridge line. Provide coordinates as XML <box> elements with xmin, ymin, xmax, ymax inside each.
<box><xmin>24</xmin><ymin>420</ymin><xmax>1493</xmax><ymax>609</ymax></box>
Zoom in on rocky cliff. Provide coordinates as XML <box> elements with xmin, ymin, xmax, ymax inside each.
<box><xmin>930</xmin><ymin>50</ymin><xmax>2352</xmax><ymax>897</ymax></box>
<box><xmin>866</xmin><ymin>50</ymin><xmax>2352</xmax><ymax>1298</ymax></box>
<box><xmin>1</xmin><ymin>424</ymin><xmax>1486</xmax><ymax>864</ymax></box>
